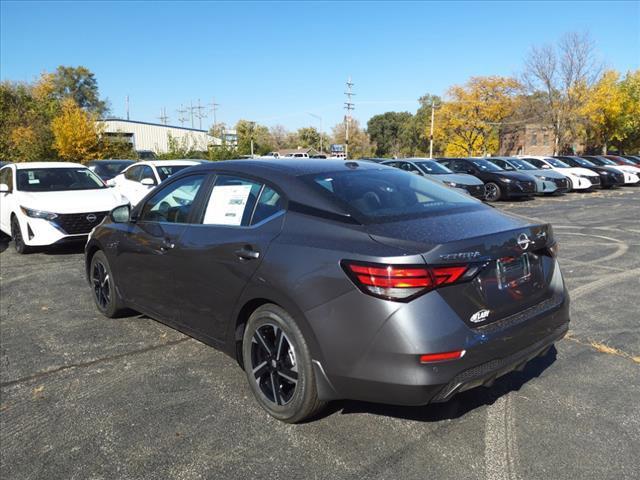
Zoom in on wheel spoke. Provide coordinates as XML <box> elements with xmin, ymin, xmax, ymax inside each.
<box><xmin>270</xmin><ymin>371</ymin><xmax>282</xmax><ymax>405</ymax></box>
<box><xmin>277</xmin><ymin>368</ymin><xmax>298</xmax><ymax>384</ymax></box>
<box><xmin>275</xmin><ymin>328</ymin><xmax>284</xmax><ymax>360</ymax></box>
<box><xmin>252</xmin><ymin>361</ymin><xmax>269</xmax><ymax>380</ymax></box>
<box><xmin>253</xmin><ymin>331</ymin><xmax>273</xmax><ymax>356</ymax></box>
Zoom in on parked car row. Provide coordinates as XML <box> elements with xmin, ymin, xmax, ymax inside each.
<box><xmin>375</xmin><ymin>155</ymin><xmax>640</xmax><ymax>202</ymax></box>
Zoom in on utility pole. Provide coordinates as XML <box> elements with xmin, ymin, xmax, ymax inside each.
<box><xmin>308</xmin><ymin>112</ymin><xmax>323</xmax><ymax>153</ymax></box>
<box><xmin>158</xmin><ymin>107</ymin><xmax>169</xmax><ymax>125</ymax></box>
<box><xmin>189</xmin><ymin>100</ymin><xmax>195</xmax><ymax>128</ymax></box>
<box><xmin>177</xmin><ymin>105</ymin><xmax>189</xmax><ymax>127</ymax></box>
<box><xmin>248</xmin><ymin>121</ymin><xmax>256</xmax><ymax>157</ymax></box>
<box><xmin>429</xmin><ymin>101</ymin><xmax>435</xmax><ymax>158</ymax></box>
<box><xmin>209</xmin><ymin>98</ymin><xmax>220</xmax><ymax>130</ymax></box>
<box><xmin>125</xmin><ymin>95</ymin><xmax>130</xmax><ymax>121</ymax></box>
<box><xmin>344</xmin><ymin>76</ymin><xmax>355</xmax><ymax>159</ymax></box>
<box><xmin>193</xmin><ymin>99</ymin><xmax>207</xmax><ymax>130</ymax></box>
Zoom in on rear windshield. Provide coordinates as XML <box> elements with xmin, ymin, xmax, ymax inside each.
<box><xmin>303</xmin><ymin>169</ymin><xmax>480</xmax><ymax>222</ymax></box>
<box><xmin>415</xmin><ymin>160</ymin><xmax>452</xmax><ymax>174</ymax></box>
<box><xmin>156</xmin><ymin>165</ymin><xmax>190</xmax><ymax>181</ymax></box>
<box><xmin>17</xmin><ymin>168</ymin><xmax>106</xmax><ymax>192</ymax></box>
<box><xmin>471</xmin><ymin>159</ymin><xmax>503</xmax><ymax>172</ymax></box>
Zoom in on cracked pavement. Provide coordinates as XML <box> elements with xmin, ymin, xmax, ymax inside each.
<box><xmin>1</xmin><ymin>187</ymin><xmax>638</xmax><ymax>480</ymax></box>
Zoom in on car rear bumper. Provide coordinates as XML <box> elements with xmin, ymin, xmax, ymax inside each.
<box><xmin>311</xmin><ymin>264</ymin><xmax>570</xmax><ymax>405</ymax></box>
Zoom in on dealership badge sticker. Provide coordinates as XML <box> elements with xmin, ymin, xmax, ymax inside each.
<box><xmin>470</xmin><ymin>309</ymin><xmax>491</xmax><ymax>323</ymax></box>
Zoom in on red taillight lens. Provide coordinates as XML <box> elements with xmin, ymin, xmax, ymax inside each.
<box><xmin>343</xmin><ymin>261</ymin><xmax>471</xmax><ymax>301</ymax></box>
<box><xmin>419</xmin><ymin>350</ymin><xmax>466</xmax><ymax>363</ymax></box>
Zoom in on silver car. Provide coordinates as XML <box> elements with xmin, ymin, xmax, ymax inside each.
<box><xmin>487</xmin><ymin>157</ymin><xmax>570</xmax><ymax>194</ymax></box>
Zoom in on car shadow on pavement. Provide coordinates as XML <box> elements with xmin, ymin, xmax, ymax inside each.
<box><xmin>319</xmin><ymin>346</ymin><xmax>557</xmax><ymax>423</ymax></box>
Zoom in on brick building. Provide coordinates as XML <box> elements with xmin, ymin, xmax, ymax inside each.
<box><xmin>499</xmin><ymin>124</ymin><xmax>555</xmax><ymax>156</ymax></box>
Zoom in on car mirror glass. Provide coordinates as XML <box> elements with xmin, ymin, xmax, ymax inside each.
<box><xmin>110</xmin><ymin>204</ymin><xmax>131</xmax><ymax>223</ymax></box>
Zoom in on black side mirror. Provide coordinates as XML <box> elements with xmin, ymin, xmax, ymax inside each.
<box><xmin>110</xmin><ymin>204</ymin><xmax>131</xmax><ymax>223</ymax></box>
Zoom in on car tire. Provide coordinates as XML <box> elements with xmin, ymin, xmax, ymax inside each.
<box><xmin>11</xmin><ymin>216</ymin><xmax>32</xmax><ymax>254</ymax></box>
<box><xmin>242</xmin><ymin>304</ymin><xmax>326</xmax><ymax>423</ymax></box>
<box><xmin>90</xmin><ymin>250</ymin><xmax>127</xmax><ymax>318</ymax></box>
<box><xmin>484</xmin><ymin>182</ymin><xmax>502</xmax><ymax>202</ymax></box>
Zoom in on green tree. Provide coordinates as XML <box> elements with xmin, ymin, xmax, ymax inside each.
<box><xmin>235</xmin><ymin>120</ymin><xmax>273</xmax><ymax>156</ymax></box>
<box><xmin>51</xmin><ymin>66</ymin><xmax>108</xmax><ymax>116</ymax></box>
<box><xmin>331</xmin><ymin>119</ymin><xmax>374</xmax><ymax>158</ymax></box>
<box><xmin>367</xmin><ymin>111</ymin><xmax>412</xmax><ymax>157</ymax></box>
<box><xmin>296</xmin><ymin>127</ymin><xmax>321</xmax><ymax>150</ymax></box>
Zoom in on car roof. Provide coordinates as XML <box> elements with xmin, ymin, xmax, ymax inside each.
<box><xmin>13</xmin><ymin>162</ymin><xmax>85</xmax><ymax>169</ymax></box>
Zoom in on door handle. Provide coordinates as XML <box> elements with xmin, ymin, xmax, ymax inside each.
<box><xmin>235</xmin><ymin>247</ymin><xmax>260</xmax><ymax>260</ymax></box>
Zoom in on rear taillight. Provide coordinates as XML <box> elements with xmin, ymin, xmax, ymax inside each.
<box><xmin>420</xmin><ymin>350</ymin><xmax>466</xmax><ymax>363</ymax></box>
<box><xmin>342</xmin><ymin>261</ymin><xmax>473</xmax><ymax>301</ymax></box>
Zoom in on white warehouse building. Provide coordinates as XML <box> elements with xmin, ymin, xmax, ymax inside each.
<box><xmin>99</xmin><ymin>119</ymin><xmax>221</xmax><ymax>155</ymax></box>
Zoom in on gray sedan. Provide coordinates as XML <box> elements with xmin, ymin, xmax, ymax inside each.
<box><xmin>487</xmin><ymin>157</ymin><xmax>570</xmax><ymax>194</ymax></box>
<box><xmin>382</xmin><ymin>159</ymin><xmax>486</xmax><ymax>199</ymax></box>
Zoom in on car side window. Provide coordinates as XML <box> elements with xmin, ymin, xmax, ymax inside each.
<box><xmin>252</xmin><ymin>186</ymin><xmax>285</xmax><ymax>225</ymax></box>
<box><xmin>140</xmin><ymin>165</ymin><xmax>156</xmax><ymax>183</ymax></box>
<box><xmin>139</xmin><ymin>174</ymin><xmax>205</xmax><ymax>224</ymax></box>
<box><xmin>451</xmin><ymin>161</ymin><xmax>466</xmax><ymax>172</ymax></box>
<box><xmin>494</xmin><ymin>160</ymin><xmax>508</xmax><ymax>169</ymax></box>
<box><xmin>404</xmin><ymin>163</ymin><xmax>421</xmax><ymax>174</ymax></box>
<box><xmin>125</xmin><ymin>165</ymin><xmax>141</xmax><ymax>181</ymax></box>
<box><xmin>528</xmin><ymin>159</ymin><xmax>546</xmax><ymax>168</ymax></box>
<box><xmin>202</xmin><ymin>175</ymin><xmax>262</xmax><ymax>226</ymax></box>
<box><xmin>0</xmin><ymin>168</ymin><xmax>12</xmax><ymax>190</ymax></box>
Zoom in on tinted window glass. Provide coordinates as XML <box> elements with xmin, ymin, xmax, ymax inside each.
<box><xmin>252</xmin><ymin>186</ymin><xmax>284</xmax><ymax>225</ymax></box>
<box><xmin>92</xmin><ymin>161</ymin><xmax>134</xmax><ymax>180</ymax></box>
<box><xmin>16</xmin><ymin>168</ymin><xmax>105</xmax><ymax>192</ymax></box>
<box><xmin>0</xmin><ymin>168</ymin><xmax>12</xmax><ymax>189</ymax></box>
<box><xmin>471</xmin><ymin>159</ymin><xmax>503</xmax><ymax>172</ymax></box>
<box><xmin>125</xmin><ymin>166</ymin><xmax>141</xmax><ymax>181</ymax></box>
<box><xmin>507</xmin><ymin>159</ymin><xmax>537</xmax><ymax>170</ymax></box>
<box><xmin>157</xmin><ymin>165</ymin><xmax>191</xmax><ymax>181</ymax></box>
<box><xmin>202</xmin><ymin>175</ymin><xmax>262</xmax><ymax>226</ymax></box>
<box><xmin>140</xmin><ymin>166</ymin><xmax>155</xmax><ymax>182</ymax></box>
<box><xmin>305</xmin><ymin>169</ymin><xmax>478</xmax><ymax>222</ymax></box>
<box><xmin>546</xmin><ymin>158</ymin><xmax>570</xmax><ymax>168</ymax></box>
<box><xmin>415</xmin><ymin>161</ymin><xmax>451</xmax><ymax>174</ymax></box>
<box><xmin>139</xmin><ymin>174</ymin><xmax>205</xmax><ymax>223</ymax></box>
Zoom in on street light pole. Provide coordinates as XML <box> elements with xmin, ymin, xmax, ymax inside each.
<box><xmin>429</xmin><ymin>101</ymin><xmax>435</xmax><ymax>158</ymax></box>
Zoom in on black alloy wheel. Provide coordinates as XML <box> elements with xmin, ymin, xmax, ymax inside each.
<box><xmin>484</xmin><ymin>182</ymin><xmax>502</xmax><ymax>202</ymax></box>
<box><xmin>90</xmin><ymin>251</ymin><xmax>126</xmax><ymax>318</ymax></box>
<box><xmin>251</xmin><ymin>324</ymin><xmax>299</xmax><ymax>406</ymax></box>
<box><xmin>11</xmin><ymin>216</ymin><xmax>31</xmax><ymax>254</ymax></box>
<box><xmin>242</xmin><ymin>304</ymin><xmax>326</xmax><ymax>423</ymax></box>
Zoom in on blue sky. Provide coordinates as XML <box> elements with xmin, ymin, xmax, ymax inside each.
<box><xmin>1</xmin><ymin>1</ymin><xmax>639</xmax><ymax>132</ymax></box>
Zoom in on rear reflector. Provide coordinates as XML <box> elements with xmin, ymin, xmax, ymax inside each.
<box><xmin>342</xmin><ymin>261</ymin><xmax>473</xmax><ymax>301</ymax></box>
<box><xmin>420</xmin><ymin>350</ymin><xmax>466</xmax><ymax>363</ymax></box>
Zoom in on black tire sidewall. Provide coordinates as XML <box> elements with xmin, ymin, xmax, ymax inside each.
<box><xmin>242</xmin><ymin>305</ymin><xmax>318</xmax><ymax>423</ymax></box>
<box><xmin>11</xmin><ymin>216</ymin><xmax>29</xmax><ymax>254</ymax></box>
<box><xmin>90</xmin><ymin>251</ymin><xmax>120</xmax><ymax>318</ymax></box>
<box><xmin>485</xmin><ymin>182</ymin><xmax>502</xmax><ymax>202</ymax></box>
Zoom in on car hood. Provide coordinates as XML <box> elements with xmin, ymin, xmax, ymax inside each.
<box><xmin>428</xmin><ymin>173</ymin><xmax>484</xmax><ymax>186</ymax></box>
<box><xmin>18</xmin><ymin>188</ymin><xmax>126</xmax><ymax>214</ymax></box>
<box><xmin>365</xmin><ymin>205</ymin><xmax>545</xmax><ymax>256</ymax></box>
<box><xmin>555</xmin><ymin>167</ymin><xmax>598</xmax><ymax>177</ymax></box>
<box><xmin>494</xmin><ymin>171</ymin><xmax>537</xmax><ymax>182</ymax></box>
<box><xmin>520</xmin><ymin>169</ymin><xmax>566</xmax><ymax>179</ymax></box>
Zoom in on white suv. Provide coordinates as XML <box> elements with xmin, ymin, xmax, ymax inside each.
<box><xmin>0</xmin><ymin>162</ymin><xmax>126</xmax><ymax>253</ymax></box>
<box><xmin>111</xmin><ymin>160</ymin><xmax>199</xmax><ymax>205</ymax></box>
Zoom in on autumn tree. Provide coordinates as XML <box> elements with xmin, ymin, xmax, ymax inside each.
<box><xmin>51</xmin><ymin>66</ymin><xmax>108</xmax><ymax>116</ymax></box>
<box><xmin>51</xmin><ymin>99</ymin><xmax>101</xmax><ymax>162</ymax></box>
<box><xmin>367</xmin><ymin>111</ymin><xmax>412</xmax><ymax>157</ymax></box>
<box><xmin>523</xmin><ymin>32</ymin><xmax>602</xmax><ymax>154</ymax></box>
<box><xmin>618</xmin><ymin>70</ymin><xmax>640</xmax><ymax>153</ymax></box>
<box><xmin>331</xmin><ymin>119</ymin><xmax>374</xmax><ymax>158</ymax></box>
<box><xmin>581</xmin><ymin>70</ymin><xmax>625</xmax><ymax>153</ymax></box>
<box><xmin>435</xmin><ymin>76</ymin><xmax>521</xmax><ymax>156</ymax></box>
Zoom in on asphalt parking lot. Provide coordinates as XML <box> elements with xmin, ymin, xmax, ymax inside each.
<box><xmin>1</xmin><ymin>188</ymin><xmax>639</xmax><ymax>480</ymax></box>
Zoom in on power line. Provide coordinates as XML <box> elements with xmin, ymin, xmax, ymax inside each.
<box><xmin>209</xmin><ymin>98</ymin><xmax>220</xmax><ymax>129</ymax></box>
<box><xmin>177</xmin><ymin>105</ymin><xmax>189</xmax><ymax>127</ymax></box>
<box><xmin>192</xmin><ymin>99</ymin><xmax>207</xmax><ymax>130</ymax></box>
<box><xmin>157</xmin><ymin>107</ymin><xmax>169</xmax><ymax>125</ymax></box>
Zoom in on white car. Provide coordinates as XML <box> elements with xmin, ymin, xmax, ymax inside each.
<box><xmin>518</xmin><ymin>156</ymin><xmax>599</xmax><ymax>190</ymax></box>
<box><xmin>110</xmin><ymin>160</ymin><xmax>199</xmax><ymax>205</ymax></box>
<box><xmin>0</xmin><ymin>162</ymin><xmax>126</xmax><ymax>253</ymax></box>
<box><xmin>581</xmin><ymin>156</ymin><xmax>640</xmax><ymax>184</ymax></box>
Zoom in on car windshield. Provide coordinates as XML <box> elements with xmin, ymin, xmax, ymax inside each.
<box><xmin>16</xmin><ymin>168</ymin><xmax>106</xmax><ymax>192</ymax></box>
<box><xmin>546</xmin><ymin>158</ymin><xmax>570</xmax><ymax>168</ymax></box>
<box><xmin>472</xmin><ymin>159</ymin><xmax>503</xmax><ymax>172</ymax></box>
<box><xmin>415</xmin><ymin>160</ymin><xmax>452</xmax><ymax>174</ymax></box>
<box><xmin>156</xmin><ymin>165</ymin><xmax>191</xmax><ymax>181</ymax></box>
<box><xmin>571</xmin><ymin>157</ymin><xmax>595</xmax><ymax>167</ymax></box>
<box><xmin>91</xmin><ymin>161</ymin><xmax>134</xmax><ymax>180</ymax></box>
<box><xmin>594</xmin><ymin>157</ymin><xmax>617</xmax><ymax>166</ymax></box>
<box><xmin>304</xmin><ymin>168</ymin><xmax>480</xmax><ymax>223</ymax></box>
<box><xmin>509</xmin><ymin>159</ymin><xmax>538</xmax><ymax>170</ymax></box>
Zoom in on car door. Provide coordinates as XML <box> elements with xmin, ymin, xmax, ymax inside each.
<box><xmin>115</xmin><ymin>173</ymin><xmax>208</xmax><ymax>322</ymax></box>
<box><xmin>174</xmin><ymin>174</ymin><xmax>286</xmax><ymax>341</ymax></box>
<box><xmin>0</xmin><ymin>167</ymin><xmax>14</xmax><ymax>233</ymax></box>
